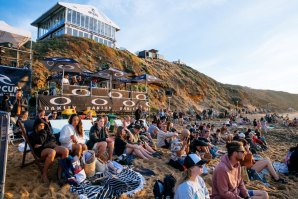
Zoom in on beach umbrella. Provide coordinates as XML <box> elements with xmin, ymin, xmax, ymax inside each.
<box><xmin>42</xmin><ymin>57</ymin><xmax>90</xmax><ymax>73</ymax></box>
<box><xmin>42</xmin><ymin>57</ymin><xmax>91</xmax><ymax>94</ymax></box>
<box><xmin>92</xmin><ymin>66</ymin><xmax>128</xmax><ymax>90</ymax></box>
<box><xmin>62</xmin><ymin>108</ymin><xmax>76</xmax><ymax>115</ymax></box>
<box><xmin>130</xmin><ymin>74</ymin><xmax>162</xmax><ymax>92</ymax></box>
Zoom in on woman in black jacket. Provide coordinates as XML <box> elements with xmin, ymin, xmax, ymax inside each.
<box><xmin>87</xmin><ymin>116</ymin><xmax>114</xmax><ymax>160</ymax></box>
<box><xmin>29</xmin><ymin>119</ymin><xmax>69</xmax><ymax>183</ymax></box>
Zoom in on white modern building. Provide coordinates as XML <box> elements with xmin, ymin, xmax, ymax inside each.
<box><xmin>31</xmin><ymin>2</ymin><xmax>120</xmax><ymax>47</ymax></box>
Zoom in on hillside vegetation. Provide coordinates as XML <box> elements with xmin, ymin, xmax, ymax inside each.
<box><xmin>31</xmin><ymin>36</ymin><xmax>298</xmax><ymax>112</ymax></box>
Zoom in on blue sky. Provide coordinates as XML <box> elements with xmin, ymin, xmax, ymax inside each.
<box><xmin>1</xmin><ymin>0</ymin><xmax>298</xmax><ymax>94</ymax></box>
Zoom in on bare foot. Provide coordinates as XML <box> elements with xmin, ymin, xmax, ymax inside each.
<box><xmin>42</xmin><ymin>174</ymin><xmax>50</xmax><ymax>184</ymax></box>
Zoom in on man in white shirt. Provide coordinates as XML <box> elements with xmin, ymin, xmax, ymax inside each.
<box><xmin>62</xmin><ymin>74</ymin><xmax>70</xmax><ymax>84</ymax></box>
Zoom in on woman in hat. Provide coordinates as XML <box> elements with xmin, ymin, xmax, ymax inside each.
<box><xmin>30</xmin><ymin>118</ymin><xmax>69</xmax><ymax>183</ymax></box>
<box><xmin>174</xmin><ymin>153</ymin><xmax>209</xmax><ymax>199</ymax></box>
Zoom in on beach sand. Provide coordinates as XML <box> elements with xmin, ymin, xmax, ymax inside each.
<box><xmin>4</xmin><ymin>117</ymin><xmax>298</xmax><ymax>199</ymax></box>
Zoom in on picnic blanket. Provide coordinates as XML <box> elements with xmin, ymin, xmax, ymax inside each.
<box><xmin>71</xmin><ymin>169</ymin><xmax>145</xmax><ymax>199</ymax></box>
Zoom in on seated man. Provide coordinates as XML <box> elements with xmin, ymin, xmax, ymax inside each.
<box><xmin>87</xmin><ymin>116</ymin><xmax>114</xmax><ymax>160</ymax></box>
<box><xmin>211</xmin><ymin>141</ymin><xmax>269</xmax><ymax>199</ymax></box>
<box><xmin>168</xmin><ymin>129</ymin><xmax>190</xmax><ymax>171</ymax></box>
<box><xmin>156</xmin><ymin>126</ymin><xmax>178</xmax><ymax>149</ymax></box>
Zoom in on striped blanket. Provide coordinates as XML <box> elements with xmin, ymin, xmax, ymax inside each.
<box><xmin>71</xmin><ymin>169</ymin><xmax>145</xmax><ymax>199</ymax></box>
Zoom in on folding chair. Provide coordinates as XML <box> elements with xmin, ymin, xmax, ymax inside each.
<box><xmin>18</xmin><ymin>120</ymin><xmax>44</xmax><ymax>173</ymax></box>
<box><xmin>8</xmin><ymin>117</ymin><xmax>24</xmax><ymax>145</ymax></box>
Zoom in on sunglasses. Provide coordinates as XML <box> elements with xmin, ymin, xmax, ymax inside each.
<box><xmin>237</xmin><ymin>150</ymin><xmax>245</xmax><ymax>154</ymax></box>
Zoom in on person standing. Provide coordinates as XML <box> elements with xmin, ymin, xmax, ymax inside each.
<box><xmin>1</xmin><ymin>93</ymin><xmax>12</xmax><ymax>112</ymax></box>
<box><xmin>211</xmin><ymin>141</ymin><xmax>269</xmax><ymax>199</ymax></box>
<box><xmin>11</xmin><ymin>89</ymin><xmax>28</xmax><ymax>117</ymax></box>
<box><xmin>135</xmin><ymin>105</ymin><xmax>143</xmax><ymax>120</ymax></box>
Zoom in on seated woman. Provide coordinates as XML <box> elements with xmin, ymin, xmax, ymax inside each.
<box><xmin>239</xmin><ymin>139</ymin><xmax>287</xmax><ymax>183</ymax></box>
<box><xmin>29</xmin><ymin>119</ymin><xmax>69</xmax><ymax>183</ymax></box>
<box><xmin>87</xmin><ymin>116</ymin><xmax>114</xmax><ymax>160</ymax></box>
<box><xmin>174</xmin><ymin>154</ymin><xmax>209</xmax><ymax>199</ymax></box>
<box><xmin>166</xmin><ymin>121</ymin><xmax>177</xmax><ymax>132</ymax></box>
<box><xmin>169</xmin><ymin>129</ymin><xmax>190</xmax><ymax>171</ymax></box>
<box><xmin>130</xmin><ymin>124</ymin><xmax>156</xmax><ymax>155</ymax></box>
<box><xmin>114</xmin><ymin>126</ymin><xmax>152</xmax><ymax>160</ymax></box>
<box><xmin>59</xmin><ymin>114</ymin><xmax>87</xmax><ymax>158</ymax></box>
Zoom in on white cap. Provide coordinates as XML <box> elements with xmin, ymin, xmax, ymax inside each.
<box><xmin>239</xmin><ymin>133</ymin><xmax>245</xmax><ymax>138</ymax></box>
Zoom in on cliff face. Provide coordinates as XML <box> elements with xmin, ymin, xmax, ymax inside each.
<box><xmin>31</xmin><ymin>36</ymin><xmax>298</xmax><ymax>112</ymax></box>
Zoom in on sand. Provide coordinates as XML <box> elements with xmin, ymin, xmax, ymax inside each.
<box><xmin>4</xmin><ymin>115</ymin><xmax>298</xmax><ymax>199</ymax></box>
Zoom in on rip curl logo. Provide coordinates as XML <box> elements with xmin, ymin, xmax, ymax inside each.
<box><xmin>0</xmin><ymin>74</ymin><xmax>14</xmax><ymax>85</ymax></box>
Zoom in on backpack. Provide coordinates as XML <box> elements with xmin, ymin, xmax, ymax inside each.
<box><xmin>287</xmin><ymin>147</ymin><xmax>298</xmax><ymax>173</ymax></box>
<box><xmin>59</xmin><ymin>156</ymin><xmax>86</xmax><ymax>186</ymax></box>
<box><xmin>163</xmin><ymin>174</ymin><xmax>176</xmax><ymax>199</ymax></box>
<box><xmin>153</xmin><ymin>180</ymin><xmax>164</xmax><ymax>199</ymax></box>
<box><xmin>153</xmin><ymin>175</ymin><xmax>176</xmax><ymax>199</ymax></box>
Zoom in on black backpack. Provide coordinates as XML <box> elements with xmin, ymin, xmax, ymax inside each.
<box><xmin>153</xmin><ymin>175</ymin><xmax>176</xmax><ymax>199</ymax></box>
<box><xmin>153</xmin><ymin>180</ymin><xmax>164</xmax><ymax>199</ymax></box>
<box><xmin>163</xmin><ymin>174</ymin><xmax>176</xmax><ymax>199</ymax></box>
<box><xmin>288</xmin><ymin>147</ymin><xmax>298</xmax><ymax>174</ymax></box>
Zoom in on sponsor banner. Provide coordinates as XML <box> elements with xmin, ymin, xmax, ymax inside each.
<box><xmin>38</xmin><ymin>95</ymin><xmax>149</xmax><ymax>112</ymax></box>
<box><xmin>0</xmin><ymin>65</ymin><xmax>31</xmax><ymax>98</ymax></box>
<box><xmin>63</xmin><ymin>85</ymin><xmax>147</xmax><ymax>99</ymax></box>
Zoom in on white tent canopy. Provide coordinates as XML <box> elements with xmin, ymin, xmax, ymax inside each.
<box><xmin>0</xmin><ymin>21</ymin><xmax>31</xmax><ymax>48</ymax></box>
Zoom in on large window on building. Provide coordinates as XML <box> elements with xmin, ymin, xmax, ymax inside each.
<box><xmin>90</xmin><ymin>18</ymin><xmax>93</xmax><ymax>32</ymax></box>
<box><xmin>67</xmin><ymin>27</ymin><xmax>72</xmax><ymax>35</ymax></box>
<box><xmin>94</xmin><ymin>19</ymin><xmax>97</xmax><ymax>32</ymax></box>
<box><xmin>73</xmin><ymin>29</ymin><xmax>78</xmax><ymax>37</ymax></box>
<box><xmin>67</xmin><ymin>9</ymin><xmax>72</xmax><ymax>22</ymax></box>
<box><xmin>97</xmin><ymin>21</ymin><xmax>101</xmax><ymax>34</ymax></box>
<box><xmin>76</xmin><ymin>12</ymin><xmax>80</xmax><ymax>26</ymax></box>
<box><xmin>81</xmin><ymin>14</ymin><xmax>85</xmax><ymax>28</ymax></box>
<box><xmin>85</xmin><ymin>16</ymin><xmax>89</xmax><ymax>30</ymax></box>
<box><xmin>72</xmin><ymin>10</ymin><xmax>76</xmax><ymax>25</ymax></box>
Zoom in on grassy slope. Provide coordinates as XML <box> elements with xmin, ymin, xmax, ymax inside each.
<box><xmin>31</xmin><ymin>36</ymin><xmax>298</xmax><ymax>112</ymax></box>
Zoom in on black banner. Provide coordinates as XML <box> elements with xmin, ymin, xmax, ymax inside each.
<box><xmin>0</xmin><ymin>65</ymin><xmax>31</xmax><ymax>98</ymax></box>
<box><xmin>38</xmin><ymin>95</ymin><xmax>149</xmax><ymax>112</ymax></box>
